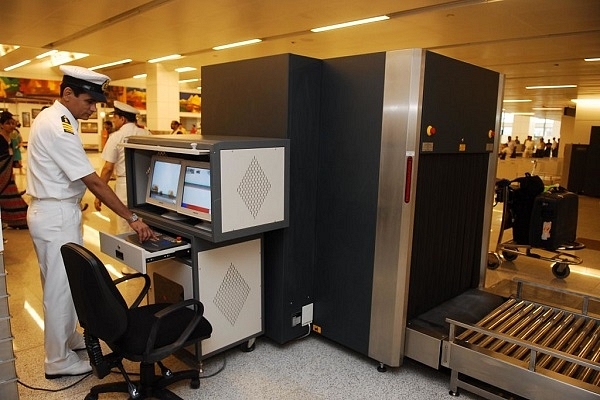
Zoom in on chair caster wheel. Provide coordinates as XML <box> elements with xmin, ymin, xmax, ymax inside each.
<box><xmin>240</xmin><ymin>339</ymin><xmax>255</xmax><ymax>352</ymax></box>
<box><xmin>449</xmin><ymin>389</ymin><xmax>460</xmax><ymax>396</ymax></box>
<box><xmin>377</xmin><ymin>363</ymin><xmax>387</xmax><ymax>372</ymax></box>
<box><xmin>190</xmin><ymin>377</ymin><xmax>200</xmax><ymax>389</ymax></box>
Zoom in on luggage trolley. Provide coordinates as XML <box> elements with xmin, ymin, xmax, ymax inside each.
<box><xmin>487</xmin><ymin>174</ymin><xmax>584</xmax><ymax>279</ymax></box>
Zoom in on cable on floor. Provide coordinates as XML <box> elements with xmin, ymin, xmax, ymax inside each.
<box><xmin>17</xmin><ymin>373</ymin><xmax>92</xmax><ymax>392</ymax></box>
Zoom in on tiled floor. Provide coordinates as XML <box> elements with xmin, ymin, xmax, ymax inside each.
<box><xmin>2</xmin><ymin>150</ymin><xmax>599</xmax><ymax>399</ymax></box>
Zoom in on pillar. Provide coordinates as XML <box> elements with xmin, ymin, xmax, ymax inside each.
<box><xmin>144</xmin><ymin>63</ymin><xmax>180</xmax><ymax>132</ymax></box>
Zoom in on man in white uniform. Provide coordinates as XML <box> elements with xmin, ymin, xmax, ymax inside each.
<box><xmin>26</xmin><ymin>65</ymin><xmax>156</xmax><ymax>379</ymax></box>
<box><xmin>95</xmin><ymin>101</ymin><xmax>149</xmax><ymax>233</ymax></box>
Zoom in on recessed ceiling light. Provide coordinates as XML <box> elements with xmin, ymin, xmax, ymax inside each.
<box><xmin>525</xmin><ymin>84</ymin><xmax>576</xmax><ymax>89</ymax></box>
<box><xmin>50</xmin><ymin>51</ymin><xmax>88</xmax><ymax>66</ymax></box>
<box><xmin>213</xmin><ymin>39</ymin><xmax>262</xmax><ymax>50</ymax></box>
<box><xmin>175</xmin><ymin>67</ymin><xmax>197</xmax><ymax>72</ymax></box>
<box><xmin>584</xmin><ymin>57</ymin><xmax>600</xmax><ymax>62</ymax></box>
<box><xmin>148</xmin><ymin>54</ymin><xmax>182</xmax><ymax>63</ymax></box>
<box><xmin>89</xmin><ymin>59</ymin><xmax>132</xmax><ymax>70</ymax></box>
<box><xmin>133</xmin><ymin>74</ymin><xmax>147</xmax><ymax>79</ymax></box>
<box><xmin>179</xmin><ymin>78</ymin><xmax>199</xmax><ymax>83</ymax></box>
<box><xmin>4</xmin><ymin>59</ymin><xmax>31</xmax><ymax>71</ymax></box>
<box><xmin>532</xmin><ymin>107</ymin><xmax>562</xmax><ymax>111</ymax></box>
<box><xmin>311</xmin><ymin>15</ymin><xmax>389</xmax><ymax>32</ymax></box>
<box><xmin>36</xmin><ymin>50</ymin><xmax>58</xmax><ymax>59</ymax></box>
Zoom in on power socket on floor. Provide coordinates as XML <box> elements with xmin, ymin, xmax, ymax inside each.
<box><xmin>301</xmin><ymin>303</ymin><xmax>313</xmax><ymax>326</ymax></box>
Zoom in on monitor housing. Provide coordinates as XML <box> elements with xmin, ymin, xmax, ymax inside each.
<box><xmin>145</xmin><ymin>155</ymin><xmax>182</xmax><ymax>214</ymax></box>
<box><xmin>176</xmin><ymin>160</ymin><xmax>212</xmax><ymax>223</ymax></box>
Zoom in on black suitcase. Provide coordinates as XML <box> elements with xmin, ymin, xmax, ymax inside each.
<box><xmin>509</xmin><ymin>174</ymin><xmax>545</xmax><ymax>245</ymax></box>
<box><xmin>529</xmin><ymin>189</ymin><xmax>578</xmax><ymax>250</ymax></box>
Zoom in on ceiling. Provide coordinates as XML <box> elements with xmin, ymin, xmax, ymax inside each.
<box><xmin>1</xmin><ymin>0</ymin><xmax>599</xmax><ymax>119</ymax></box>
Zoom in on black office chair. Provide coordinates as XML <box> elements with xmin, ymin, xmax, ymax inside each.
<box><xmin>60</xmin><ymin>242</ymin><xmax>213</xmax><ymax>400</ymax></box>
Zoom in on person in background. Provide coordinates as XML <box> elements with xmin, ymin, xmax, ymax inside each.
<box><xmin>544</xmin><ymin>139</ymin><xmax>552</xmax><ymax>157</ymax></box>
<box><xmin>190</xmin><ymin>124</ymin><xmax>198</xmax><ymax>134</ymax></box>
<box><xmin>170</xmin><ymin>120</ymin><xmax>186</xmax><ymax>134</ymax></box>
<box><xmin>523</xmin><ymin>135</ymin><xmax>534</xmax><ymax>158</ymax></box>
<box><xmin>10</xmin><ymin>121</ymin><xmax>24</xmax><ymax>174</ymax></box>
<box><xmin>101</xmin><ymin>120</ymin><xmax>113</xmax><ymax>150</ymax></box>
<box><xmin>507</xmin><ymin>135</ymin><xmax>517</xmax><ymax>158</ymax></box>
<box><xmin>551</xmin><ymin>137</ymin><xmax>559</xmax><ymax>157</ymax></box>
<box><xmin>535</xmin><ymin>137</ymin><xmax>545</xmax><ymax>158</ymax></box>
<box><xmin>0</xmin><ymin>111</ymin><xmax>28</xmax><ymax>229</ymax></box>
<box><xmin>26</xmin><ymin>65</ymin><xmax>156</xmax><ymax>380</ymax></box>
<box><xmin>95</xmin><ymin>101</ymin><xmax>149</xmax><ymax>233</ymax></box>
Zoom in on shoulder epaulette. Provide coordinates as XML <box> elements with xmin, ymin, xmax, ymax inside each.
<box><xmin>61</xmin><ymin>115</ymin><xmax>74</xmax><ymax>134</ymax></box>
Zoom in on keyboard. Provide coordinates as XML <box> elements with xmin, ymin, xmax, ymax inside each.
<box><xmin>126</xmin><ymin>232</ymin><xmax>186</xmax><ymax>252</ymax></box>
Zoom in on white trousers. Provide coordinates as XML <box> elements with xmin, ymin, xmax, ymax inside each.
<box><xmin>27</xmin><ymin>199</ymin><xmax>83</xmax><ymax>371</ymax></box>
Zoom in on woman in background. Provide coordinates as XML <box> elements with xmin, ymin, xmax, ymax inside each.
<box><xmin>0</xmin><ymin>111</ymin><xmax>28</xmax><ymax>229</ymax></box>
<box><xmin>11</xmin><ymin>121</ymin><xmax>24</xmax><ymax>174</ymax></box>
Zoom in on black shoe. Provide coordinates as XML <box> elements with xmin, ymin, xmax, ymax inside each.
<box><xmin>81</xmin><ymin>203</ymin><xmax>89</xmax><ymax>211</ymax></box>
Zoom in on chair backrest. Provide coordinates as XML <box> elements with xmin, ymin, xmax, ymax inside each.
<box><xmin>60</xmin><ymin>243</ymin><xmax>129</xmax><ymax>343</ymax></box>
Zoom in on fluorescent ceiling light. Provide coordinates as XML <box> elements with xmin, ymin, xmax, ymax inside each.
<box><xmin>532</xmin><ymin>107</ymin><xmax>562</xmax><ymax>111</ymax></box>
<box><xmin>525</xmin><ymin>84</ymin><xmax>576</xmax><ymax>89</ymax></box>
<box><xmin>571</xmin><ymin>98</ymin><xmax>600</xmax><ymax>105</ymax></box>
<box><xmin>179</xmin><ymin>78</ymin><xmax>199</xmax><ymax>83</ymax></box>
<box><xmin>36</xmin><ymin>50</ymin><xmax>58</xmax><ymax>59</ymax></box>
<box><xmin>503</xmin><ymin>99</ymin><xmax>532</xmax><ymax>103</ymax></box>
<box><xmin>0</xmin><ymin>44</ymin><xmax>20</xmax><ymax>57</ymax></box>
<box><xmin>133</xmin><ymin>73</ymin><xmax>147</xmax><ymax>79</ymax></box>
<box><xmin>175</xmin><ymin>66</ymin><xmax>196</xmax><ymax>72</ymax></box>
<box><xmin>50</xmin><ymin>51</ymin><xmax>88</xmax><ymax>66</ymax></box>
<box><xmin>311</xmin><ymin>15</ymin><xmax>389</xmax><ymax>32</ymax></box>
<box><xmin>213</xmin><ymin>39</ymin><xmax>262</xmax><ymax>50</ymax></box>
<box><xmin>584</xmin><ymin>57</ymin><xmax>600</xmax><ymax>62</ymax></box>
<box><xmin>89</xmin><ymin>59</ymin><xmax>132</xmax><ymax>70</ymax></box>
<box><xmin>4</xmin><ymin>59</ymin><xmax>31</xmax><ymax>71</ymax></box>
<box><xmin>512</xmin><ymin>112</ymin><xmax>535</xmax><ymax>116</ymax></box>
<box><xmin>148</xmin><ymin>54</ymin><xmax>182</xmax><ymax>63</ymax></box>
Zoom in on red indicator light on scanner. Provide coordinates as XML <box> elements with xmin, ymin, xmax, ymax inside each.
<box><xmin>404</xmin><ymin>156</ymin><xmax>413</xmax><ymax>203</ymax></box>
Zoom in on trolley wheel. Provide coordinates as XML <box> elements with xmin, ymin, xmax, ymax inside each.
<box><xmin>487</xmin><ymin>252</ymin><xmax>501</xmax><ymax>270</ymax></box>
<box><xmin>552</xmin><ymin>262</ymin><xmax>570</xmax><ymax>279</ymax></box>
<box><xmin>502</xmin><ymin>250</ymin><xmax>518</xmax><ymax>262</ymax></box>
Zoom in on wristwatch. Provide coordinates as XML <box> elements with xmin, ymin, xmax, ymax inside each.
<box><xmin>128</xmin><ymin>213</ymin><xmax>139</xmax><ymax>224</ymax></box>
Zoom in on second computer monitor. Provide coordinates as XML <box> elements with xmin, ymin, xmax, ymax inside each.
<box><xmin>176</xmin><ymin>160</ymin><xmax>212</xmax><ymax>223</ymax></box>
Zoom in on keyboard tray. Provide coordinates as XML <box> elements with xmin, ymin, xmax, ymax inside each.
<box><xmin>100</xmin><ymin>231</ymin><xmax>191</xmax><ymax>274</ymax></box>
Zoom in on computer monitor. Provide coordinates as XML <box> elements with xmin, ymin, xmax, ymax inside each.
<box><xmin>176</xmin><ymin>160</ymin><xmax>212</xmax><ymax>222</ymax></box>
<box><xmin>146</xmin><ymin>155</ymin><xmax>182</xmax><ymax>212</ymax></box>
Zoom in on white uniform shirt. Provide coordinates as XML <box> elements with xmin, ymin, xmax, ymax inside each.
<box><xmin>101</xmin><ymin>122</ymin><xmax>148</xmax><ymax>177</ymax></box>
<box><xmin>26</xmin><ymin>100</ymin><xmax>95</xmax><ymax>200</ymax></box>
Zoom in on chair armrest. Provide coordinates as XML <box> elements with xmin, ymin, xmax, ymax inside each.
<box><xmin>113</xmin><ymin>273</ymin><xmax>151</xmax><ymax>308</ymax></box>
<box><xmin>145</xmin><ymin>299</ymin><xmax>205</xmax><ymax>356</ymax></box>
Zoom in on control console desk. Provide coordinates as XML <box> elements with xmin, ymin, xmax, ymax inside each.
<box><xmin>100</xmin><ymin>134</ymin><xmax>289</xmax><ymax>358</ymax></box>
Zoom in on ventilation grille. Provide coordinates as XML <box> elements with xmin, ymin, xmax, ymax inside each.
<box><xmin>237</xmin><ymin>156</ymin><xmax>272</xmax><ymax>218</ymax></box>
<box><xmin>213</xmin><ymin>263</ymin><xmax>250</xmax><ymax>326</ymax></box>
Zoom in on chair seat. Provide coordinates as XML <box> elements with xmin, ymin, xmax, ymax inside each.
<box><xmin>116</xmin><ymin>303</ymin><xmax>213</xmax><ymax>362</ymax></box>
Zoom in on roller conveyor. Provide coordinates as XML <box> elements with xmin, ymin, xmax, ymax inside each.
<box><xmin>443</xmin><ymin>295</ymin><xmax>600</xmax><ymax>399</ymax></box>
